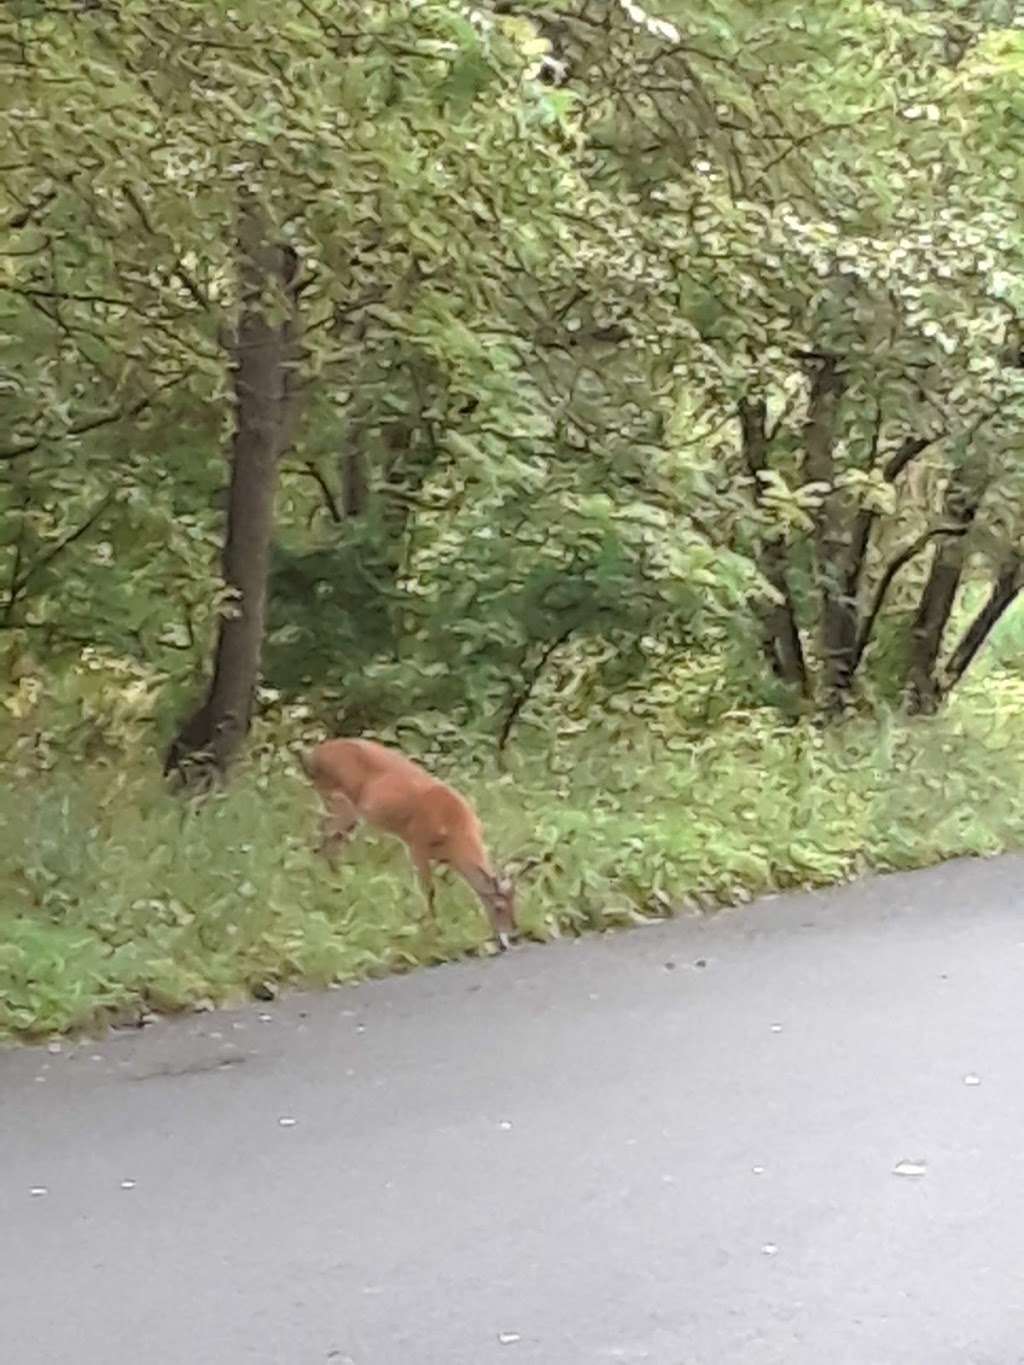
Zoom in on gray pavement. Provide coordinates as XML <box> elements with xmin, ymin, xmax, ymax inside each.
<box><xmin>3</xmin><ymin>855</ymin><xmax>1024</xmax><ymax>1364</ymax></box>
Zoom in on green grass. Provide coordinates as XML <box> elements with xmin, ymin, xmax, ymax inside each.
<box><xmin>4</xmin><ymin>667</ymin><xmax>1024</xmax><ymax>1040</ymax></box>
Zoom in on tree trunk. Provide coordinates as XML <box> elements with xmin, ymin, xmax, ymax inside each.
<box><xmin>341</xmin><ymin>438</ymin><xmax>369</xmax><ymax>517</ymax></box>
<box><xmin>801</xmin><ymin>354</ymin><xmax>852</xmax><ymax>710</ymax></box>
<box><xmin>843</xmin><ymin>435</ymin><xmax>934</xmax><ymax>687</ymax></box>
<box><xmin>738</xmin><ymin>398</ymin><xmax>808</xmax><ymax>696</ymax></box>
<box><xmin>941</xmin><ymin>555</ymin><xmax>1024</xmax><ymax>696</ymax></box>
<box><xmin>165</xmin><ymin>211</ymin><xmax>300</xmax><ymax>785</ymax></box>
<box><xmin>903</xmin><ymin>476</ymin><xmax>980</xmax><ymax>716</ymax></box>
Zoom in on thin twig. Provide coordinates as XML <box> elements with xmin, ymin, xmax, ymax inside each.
<box><xmin>497</xmin><ymin>625</ymin><xmax>576</xmax><ymax>756</ymax></box>
<box><xmin>296</xmin><ymin>461</ymin><xmax>343</xmax><ymax>524</ymax></box>
<box><xmin>10</xmin><ymin>492</ymin><xmax>115</xmax><ymax>602</ymax></box>
<box><xmin>0</xmin><ymin>376</ymin><xmax>183</xmax><ymax>462</ymax></box>
<box><xmin>121</xmin><ymin>183</ymin><xmax>211</xmax><ymax>311</ymax></box>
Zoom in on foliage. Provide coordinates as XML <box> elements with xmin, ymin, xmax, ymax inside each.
<box><xmin>7</xmin><ymin>1</ymin><xmax>1024</xmax><ymax>732</ymax></box>
<box><xmin>7</xmin><ymin>2</ymin><xmax>1024</xmax><ymax>1030</ymax></box>
<box><xmin>1</xmin><ymin>0</ymin><xmax>755</xmax><ymax>744</ymax></box>
<box><xmin>5</xmin><ymin>631</ymin><xmax>1024</xmax><ymax>1038</ymax></box>
<box><xmin>527</xmin><ymin>0</ymin><xmax>1024</xmax><ymax>713</ymax></box>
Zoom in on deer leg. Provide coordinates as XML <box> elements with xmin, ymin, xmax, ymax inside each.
<box><xmin>410</xmin><ymin>850</ymin><xmax>438</xmax><ymax>928</ymax></box>
<box><xmin>318</xmin><ymin>792</ymin><xmax>360</xmax><ymax>870</ymax></box>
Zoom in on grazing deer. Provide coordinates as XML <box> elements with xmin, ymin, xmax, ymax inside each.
<box><xmin>300</xmin><ymin>738</ymin><xmax>517</xmax><ymax>950</ymax></box>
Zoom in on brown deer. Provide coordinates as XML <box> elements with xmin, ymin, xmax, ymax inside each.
<box><xmin>300</xmin><ymin>738</ymin><xmax>517</xmax><ymax>950</ymax></box>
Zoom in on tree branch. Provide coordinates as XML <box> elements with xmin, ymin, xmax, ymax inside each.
<box><xmin>497</xmin><ymin>625</ymin><xmax>576</xmax><ymax>757</ymax></box>
<box><xmin>3</xmin><ymin>188</ymin><xmax>57</xmax><ymax>233</ymax></box>
<box><xmin>9</xmin><ymin>492</ymin><xmax>115</xmax><ymax>606</ymax></box>
<box><xmin>943</xmin><ymin>556</ymin><xmax>1024</xmax><ymax>694</ymax></box>
<box><xmin>882</xmin><ymin>435</ymin><xmax>933</xmax><ymax>482</ymax></box>
<box><xmin>0</xmin><ymin>376</ymin><xmax>183</xmax><ymax>462</ymax></box>
<box><xmin>851</xmin><ymin>524</ymin><xmax>969</xmax><ymax>675</ymax></box>
<box><xmin>3</xmin><ymin>284</ymin><xmax>137</xmax><ymax>309</ymax></box>
<box><xmin>841</xmin><ymin>432</ymin><xmax>942</xmax><ymax>682</ymax></box>
<box><xmin>296</xmin><ymin>461</ymin><xmax>342</xmax><ymax>524</ymax></box>
<box><xmin>121</xmin><ymin>182</ymin><xmax>211</xmax><ymax>311</ymax></box>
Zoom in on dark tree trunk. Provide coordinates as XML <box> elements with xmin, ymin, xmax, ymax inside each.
<box><xmin>341</xmin><ymin>439</ymin><xmax>369</xmax><ymax>517</ymax></box>
<box><xmin>738</xmin><ymin>398</ymin><xmax>808</xmax><ymax>696</ymax></box>
<box><xmin>801</xmin><ymin>355</ymin><xmax>853</xmax><ymax>710</ymax></box>
<box><xmin>742</xmin><ymin>364</ymin><xmax>936</xmax><ymax>713</ymax></box>
<box><xmin>763</xmin><ymin>574</ymin><xmax>809</xmax><ymax>695</ymax></box>
<box><xmin>165</xmin><ymin>211</ymin><xmax>301</xmax><ymax>785</ymax></box>
<box><xmin>903</xmin><ymin>476</ymin><xmax>980</xmax><ymax>716</ymax></box>
<box><xmin>941</xmin><ymin>555</ymin><xmax>1024</xmax><ymax>696</ymax></box>
<box><xmin>843</xmin><ymin>435</ymin><xmax>935</xmax><ymax>686</ymax></box>
<box><xmin>337</xmin><ymin>360</ymin><xmax>435</xmax><ymax>533</ymax></box>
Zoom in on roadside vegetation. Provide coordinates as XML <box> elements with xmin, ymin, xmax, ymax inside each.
<box><xmin>5</xmin><ymin>1</ymin><xmax>1024</xmax><ymax>1037</ymax></box>
<box><xmin>5</xmin><ymin>626</ymin><xmax>1024</xmax><ymax>1037</ymax></box>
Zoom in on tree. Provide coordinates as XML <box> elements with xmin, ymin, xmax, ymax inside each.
<box><xmin>165</xmin><ymin>216</ymin><xmax>302</xmax><ymax>780</ymax></box>
<box><xmin>4</xmin><ymin>0</ymin><xmax>757</xmax><ymax>760</ymax></box>
<box><xmin>517</xmin><ymin>0</ymin><xmax>1024</xmax><ymax>714</ymax></box>
<box><xmin>7</xmin><ymin>0</ymin><xmax>1024</xmax><ymax>766</ymax></box>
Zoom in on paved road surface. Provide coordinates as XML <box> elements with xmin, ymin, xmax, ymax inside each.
<box><xmin>3</xmin><ymin>856</ymin><xmax>1024</xmax><ymax>1364</ymax></box>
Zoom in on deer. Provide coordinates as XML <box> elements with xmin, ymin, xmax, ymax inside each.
<box><xmin>300</xmin><ymin>738</ymin><xmax>518</xmax><ymax>950</ymax></box>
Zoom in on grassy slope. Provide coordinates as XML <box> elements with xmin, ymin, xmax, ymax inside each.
<box><xmin>4</xmin><ymin>653</ymin><xmax>1024</xmax><ymax>1039</ymax></box>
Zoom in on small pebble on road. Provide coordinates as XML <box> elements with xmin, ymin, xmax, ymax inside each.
<box><xmin>893</xmin><ymin>1159</ymin><xmax>927</xmax><ymax>1177</ymax></box>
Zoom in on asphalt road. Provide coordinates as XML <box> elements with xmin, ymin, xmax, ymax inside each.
<box><xmin>3</xmin><ymin>855</ymin><xmax>1024</xmax><ymax>1365</ymax></box>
